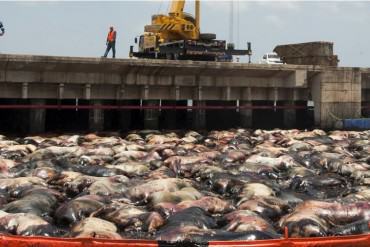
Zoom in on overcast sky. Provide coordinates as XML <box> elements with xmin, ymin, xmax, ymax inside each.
<box><xmin>0</xmin><ymin>1</ymin><xmax>369</xmax><ymax>67</ymax></box>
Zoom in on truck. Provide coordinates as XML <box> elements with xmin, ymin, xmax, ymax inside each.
<box><xmin>129</xmin><ymin>0</ymin><xmax>251</xmax><ymax>62</ymax></box>
<box><xmin>260</xmin><ymin>52</ymin><xmax>284</xmax><ymax>64</ymax></box>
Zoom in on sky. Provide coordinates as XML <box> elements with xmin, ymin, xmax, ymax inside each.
<box><xmin>0</xmin><ymin>0</ymin><xmax>369</xmax><ymax>67</ymax></box>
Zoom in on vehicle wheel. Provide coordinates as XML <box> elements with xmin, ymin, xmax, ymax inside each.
<box><xmin>166</xmin><ymin>54</ymin><xmax>173</xmax><ymax>60</ymax></box>
<box><xmin>199</xmin><ymin>33</ymin><xmax>216</xmax><ymax>40</ymax></box>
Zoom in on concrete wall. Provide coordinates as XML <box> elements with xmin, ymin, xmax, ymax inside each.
<box><xmin>0</xmin><ymin>54</ymin><xmax>368</xmax><ymax>130</ymax></box>
<box><xmin>311</xmin><ymin>69</ymin><xmax>362</xmax><ymax>128</ymax></box>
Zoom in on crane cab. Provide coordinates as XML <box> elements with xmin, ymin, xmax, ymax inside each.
<box><xmin>137</xmin><ymin>33</ymin><xmax>159</xmax><ymax>53</ymax></box>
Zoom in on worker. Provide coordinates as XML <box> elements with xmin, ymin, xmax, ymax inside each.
<box><xmin>103</xmin><ymin>26</ymin><xmax>116</xmax><ymax>58</ymax></box>
<box><xmin>0</xmin><ymin>22</ymin><xmax>5</xmax><ymax>36</ymax></box>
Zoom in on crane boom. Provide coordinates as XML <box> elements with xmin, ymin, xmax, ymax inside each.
<box><xmin>144</xmin><ymin>0</ymin><xmax>200</xmax><ymax>42</ymax></box>
<box><xmin>169</xmin><ymin>0</ymin><xmax>199</xmax><ymax>29</ymax></box>
<box><xmin>195</xmin><ymin>0</ymin><xmax>200</xmax><ymax>31</ymax></box>
<box><xmin>169</xmin><ymin>0</ymin><xmax>185</xmax><ymax>17</ymax></box>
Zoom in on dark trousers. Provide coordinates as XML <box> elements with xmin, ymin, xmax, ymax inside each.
<box><xmin>104</xmin><ymin>41</ymin><xmax>116</xmax><ymax>58</ymax></box>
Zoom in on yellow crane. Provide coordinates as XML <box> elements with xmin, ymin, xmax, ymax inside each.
<box><xmin>146</xmin><ymin>0</ymin><xmax>200</xmax><ymax>42</ymax></box>
<box><xmin>130</xmin><ymin>0</ymin><xmax>251</xmax><ymax>61</ymax></box>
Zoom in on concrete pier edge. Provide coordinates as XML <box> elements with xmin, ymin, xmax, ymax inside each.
<box><xmin>0</xmin><ymin>54</ymin><xmax>368</xmax><ymax>130</ymax></box>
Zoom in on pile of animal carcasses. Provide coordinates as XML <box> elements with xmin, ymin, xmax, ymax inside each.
<box><xmin>0</xmin><ymin>129</ymin><xmax>369</xmax><ymax>242</ymax></box>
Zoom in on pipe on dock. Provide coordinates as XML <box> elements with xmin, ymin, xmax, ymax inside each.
<box><xmin>0</xmin><ymin>104</ymin><xmax>308</xmax><ymax>110</ymax></box>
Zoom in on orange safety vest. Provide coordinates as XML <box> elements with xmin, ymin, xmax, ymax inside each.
<box><xmin>107</xmin><ymin>31</ymin><xmax>116</xmax><ymax>42</ymax></box>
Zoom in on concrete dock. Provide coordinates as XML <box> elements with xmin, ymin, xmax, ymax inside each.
<box><xmin>0</xmin><ymin>54</ymin><xmax>369</xmax><ymax>133</ymax></box>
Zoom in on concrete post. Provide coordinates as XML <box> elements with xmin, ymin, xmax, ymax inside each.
<box><xmin>161</xmin><ymin>100</ymin><xmax>177</xmax><ymax>129</ymax></box>
<box><xmin>283</xmin><ymin>101</ymin><xmax>296</xmax><ymax>129</ymax></box>
<box><xmin>29</xmin><ymin>99</ymin><xmax>46</xmax><ymax>134</ymax></box>
<box><xmin>89</xmin><ymin>100</ymin><xmax>104</xmax><ymax>132</ymax></box>
<box><xmin>283</xmin><ymin>90</ymin><xmax>297</xmax><ymax>128</ymax></box>
<box><xmin>240</xmin><ymin>101</ymin><xmax>253</xmax><ymax>128</ymax></box>
<box><xmin>311</xmin><ymin>69</ymin><xmax>361</xmax><ymax>129</ymax></box>
<box><xmin>193</xmin><ymin>101</ymin><xmax>206</xmax><ymax>130</ymax></box>
<box><xmin>117</xmin><ymin>100</ymin><xmax>131</xmax><ymax>131</ymax></box>
<box><xmin>144</xmin><ymin>100</ymin><xmax>159</xmax><ymax>130</ymax></box>
<box><xmin>363</xmin><ymin>103</ymin><xmax>370</xmax><ymax>118</ymax></box>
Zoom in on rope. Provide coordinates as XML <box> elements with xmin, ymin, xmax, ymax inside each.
<box><xmin>328</xmin><ymin>110</ymin><xmax>342</xmax><ymax>121</ymax></box>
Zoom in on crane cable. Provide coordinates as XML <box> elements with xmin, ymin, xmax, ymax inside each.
<box><xmin>157</xmin><ymin>1</ymin><xmax>162</xmax><ymax>13</ymax></box>
<box><xmin>229</xmin><ymin>1</ymin><xmax>234</xmax><ymax>44</ymax></box>
<box><xmin>166</xmin><ymin>0</ymin><xmax>170</xmax><ymax>13</ymax></box>
<box><xmin>157</xmin><ymin>0</ymin><xmax>164</xmax><ymax>14</ymax></box>
<box><xmin>236</xmin><ymin>0</ymin><xmax>240</xmax><ymax>48</ymax></box>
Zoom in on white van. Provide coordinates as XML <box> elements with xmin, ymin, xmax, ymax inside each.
<box><xmin>260</xmin><ymin>52</ymin><xmax>284</xmax><ymax>64</ymax></box>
